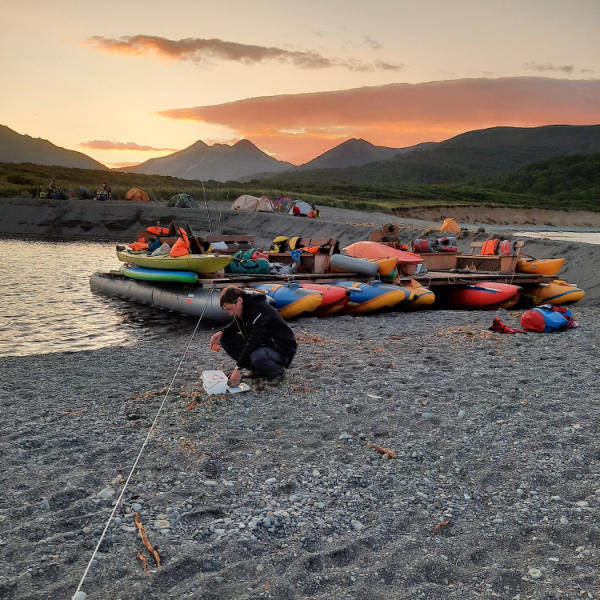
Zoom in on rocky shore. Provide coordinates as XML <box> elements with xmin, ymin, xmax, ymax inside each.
<box><xmin>1</xmin><ymin>199</ymin><xmax>599</xmax><ymax>599</ymax></box>
<box><xmin>2</xmin><ymin>305</ymin><xmax>599</xmax><ymax>600</ymax></box>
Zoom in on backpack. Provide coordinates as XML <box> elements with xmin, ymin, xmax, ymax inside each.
<box><xmin>499</xmin><ymin>240</ymin><xmax>517</xmax><ymax>255</ymax></box>
<box><xmin>521</xmin><ymin>305</ymin><xmax>578</xmax><ymax>332</ymax></box>
<box><xmin>225</xmin><ymin>257</ymin><xmax>271</xmax><ymax>275</ymax></box>
<box><xmin>412</xmin><ymin>239</ymin><xmax>435</xmax><ymax>253</ymax></box>
<box><xmin>436</xmin><ymin>237</ymin><xmax>458</xmax><ymax>252</ymax></box>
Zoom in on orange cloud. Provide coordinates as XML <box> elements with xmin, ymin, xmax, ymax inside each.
<box><xmin>79</xmin><ymin>140</ymin><xmax>178</xmax><ymax>152</ymax></box>
<box><xmin>83</xmin><ymin>35</ymin><xmax>404</xmax><ymax>72</ymax></box>
<box><xmin>157</xmin><ymin>77</ymin><xmax>600</xmax><ymax>164</ymax></box>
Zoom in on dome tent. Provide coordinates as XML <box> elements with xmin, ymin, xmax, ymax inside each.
<box><xmin>439</xmin><ymin>217</ymin><xmax>461</xmax><ymax>232</ymax></box>
<box><xmin>168</xmin><ymin>193</ymin><xmax>199</xmax><ymax>208</ymax></box>
<box><xmin>231</xmin><ymin>194</ymin><xmax>274</xmax><ymax>212</ymax></box>
<box><xmin>285</xmin><ymin>200</ymin><xmax>312</xmax><ymax>216</ymax></box>
<box><xmin>125</xmin><ymin>188</ymin><xmax>149</xmax><ymax>202</ymax></box>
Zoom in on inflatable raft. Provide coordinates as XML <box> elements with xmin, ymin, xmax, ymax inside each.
<box><xmin>400</xmin><ymin>279</ymin><xmax>436</xmax><ymax>310</ymax></box>
<box><xmin>434</xmin><ymin>281</ymin><xmax>521</xmax><ymax>310</ymax></box>
<box><xmin>116</xmin><ymin>249</ymin><xmax>233</xmax><ymax>274</ymax></box>
<box><xmin>299</xmin><ymin>282</ymin><xmax>349</xmax><ymax>317</ymax></box>
<box><xmin>90</xmin><ymin>272</ymin><xmax>231</xmax><ymax>322</ymax></box>
<box><xmin>343</xmin><ymin>241</ymin><xmax>423</xmax><ymax>275</ymax></box>
<box><xmin>119</xmin><ymin>265</ymin><xmax>198</xmax><ymax>284</ymax></box>
<box><xmin>251</xmin><ymin>282</ymin><xmax>322</xmax><ymax>318</ymax></box>
<box><xmin>516</xmin><ymin>257</ymin><xmax>565</xmax><ymax>276</ymax></box>
<box><xmin>519</xmin><ymin>279</ymin><xmax>585</xmax><ymax>307</ymax></box>
<box><xmin>331</xmin><ymin>280</ymin><xmax>413</xmax><ymax>315</ymax></box>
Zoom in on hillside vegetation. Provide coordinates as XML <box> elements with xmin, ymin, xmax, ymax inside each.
<box><xmin>0</xmin><ymin>152</ymin><xmax>598</xmax><ymax>214</ymax></box>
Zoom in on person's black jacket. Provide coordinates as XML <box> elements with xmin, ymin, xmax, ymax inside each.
<box><xmin>222</xmin><ymin>294</ymin><xmax>297</xmax><ymax>369</ymax></box>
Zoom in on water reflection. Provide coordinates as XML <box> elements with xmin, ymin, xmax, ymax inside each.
<box><xmin>0</xmin><ymin>239</ymin><xmax>211</xmax><ymax>358</ymax></box>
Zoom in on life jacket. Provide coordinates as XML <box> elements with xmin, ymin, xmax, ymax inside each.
<box><xmin>288</xmin><ymin>236</ymin><xmax>302</xmax><ymax>250</ymax></box>
<box><xmin>521</xmin><ymin>305</ymin><xmax>578</xmax><ymax>333</ymax></box>
<box><xmin>499</xmin><ymin>240</ymin><xmax>517</xmax><ymax>255</ymax></box>
<box><xmin>270</xmin><ymin>236</ymin><xmax>288</xmax><ymax>253</ymax></box>
<box><xmin>169</xmin><ymin>227</ymin><xmax>190</xmax><ymax>257</ymax></box>
<box><xmin>129</xmin><ymin>241</ymin><xmax>149</xmax><ymax>251</ymax></box>
<box><xmin>147</xmin><ymin>226</ymin><xmax>170</xmax><ymax>237</ymax></box>
<box><xmin>436</xmin><ymin>237</ymin><xmax>458</xmax><ymax>252</ymax></box>
<box><xmin>481</xmin><ymin>239</ymin><xmax>500</xmax><ymax>255</ymax></box>
<box><xmin>412</xmin><ymin>239</ymin><xmax>435</xmax><ymax>253</ymax></box>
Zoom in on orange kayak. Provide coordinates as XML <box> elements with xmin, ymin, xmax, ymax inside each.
<box><xmin>344</xmin><ymin>241</ymin><xmax>423</xmax><ymax>265</ymax></box>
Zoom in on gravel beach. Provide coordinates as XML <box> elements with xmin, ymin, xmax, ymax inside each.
<box><xmin>1</xmin><ymin>201</ymin><xmax>600</xmax><ymax>600</ymax></box>
<box><xmin>2</xmin><ymin>304</ymin><xmax>600</xmax><ymax>600</ymax></box>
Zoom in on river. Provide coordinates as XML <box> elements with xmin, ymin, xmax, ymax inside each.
<box><xmin>0</xmin><ymin>239</ymin><xmax>199</xmax><ymax>358</ymax></box>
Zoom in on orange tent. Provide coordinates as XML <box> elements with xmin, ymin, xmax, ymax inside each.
<box><xmin>439</xmin><ymin>218</ymin><xmax>461</xmax><ymax>232</ymax></box>
<box><xmin>125</xmin><ymin>188</ymin><xmax>150</xmax><ymax>202</ymax></box>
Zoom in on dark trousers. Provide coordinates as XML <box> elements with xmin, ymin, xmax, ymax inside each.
<box><xmin>221</xmin><ymin>332</ymin><xmax>286</xmax><ymax>377</ymax></box>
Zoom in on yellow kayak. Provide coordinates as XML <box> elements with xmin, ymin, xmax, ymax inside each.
<box><xmin>516</xmin><ymin>257</ymin><xmax>565</xmax><ymax>276</ymax></box>
<box><xmin>117</xmin><ymin>249</ymin><xmax>233</xmax><ymax>273</ymax></box>
<box><xmin>519</xmin><ymin>279</ymin><xmax>585</xmax><ymax>306</ymax></box>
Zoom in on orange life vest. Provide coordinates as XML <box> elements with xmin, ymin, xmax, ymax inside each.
<box><xmin>481</xmin><ymin>239</ymin><xmax>500</xmax><ymax>255</ymax></box>
<box><xmin>169</xmin><ymin>227</ymin><xmax>190</xmax><ymax>257</ymax></box>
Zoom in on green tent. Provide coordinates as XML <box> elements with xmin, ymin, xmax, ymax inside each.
<box><xmin>167</xmin><ymin>193</ymin><xmax>199</xmax><ymax>208</ymax></box>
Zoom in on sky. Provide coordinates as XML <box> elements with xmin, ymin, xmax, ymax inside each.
<box><xmin>1</xmin><ymin>0</ymin><xmax>599</xmax><ymax>167</ymax></box>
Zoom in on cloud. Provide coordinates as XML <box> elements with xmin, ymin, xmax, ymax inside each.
<box><xmin>157</xmin><ymin>77</ymin><xmax>600</xmax><ymax>164</ymax></box>
<box><xmin>79</xmin><ymin>140</ymin><xmax>178</xmax><ymax>152</ymax></box>
<box><xmin>524</xmin><ymin>62</ymin><xmax>574</xmax><ymax>74</ymax></box>
<box><xmin>83</xmin><ymin>35</ymin><xmax>404</xmax><ymax>71</ymax></box>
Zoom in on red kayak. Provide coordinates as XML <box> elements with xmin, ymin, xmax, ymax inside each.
<box><xmin>435</xmin><ymin>281</ymin><xmax>521</xmax><ymax>310</ymax></box>
<box><xmin>299</xmin><ymin>282</ymin><xmax>349</xmax><ymax>317</ymax></box>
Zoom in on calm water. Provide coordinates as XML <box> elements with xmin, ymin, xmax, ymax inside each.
<box><xmin>0</xmin><ymin>239</ymin><xmax>197</xmax><ymax>358</ymax></box>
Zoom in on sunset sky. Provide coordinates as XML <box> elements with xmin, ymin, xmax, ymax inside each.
<box><xmin>2</xmin><ymin>0</ymin><xmax>599</xmax><ymax>167</ymax></box>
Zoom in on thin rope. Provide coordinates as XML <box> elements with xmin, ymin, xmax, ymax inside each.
<box><xmin>72</xmin><ymin>284</ymin><xmax>217</xmax><ymax>599</ymax></box>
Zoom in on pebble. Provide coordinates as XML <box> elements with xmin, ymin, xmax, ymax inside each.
<box><xmin>154</xmin><ymin>520</ymin><xmax>170</xmax><ymax>529</ymax></box>
<box><xmin>560</xmin><ymin>517</ymin><xmax>569</xmax><ymax>525</ymax></box>
<box><xmin>422</xmin><ymin>412</ymin><xmax>433</xmax><ymax>420</ymax></box>
<box><xmin>528</xmin><ymin>568</ymin><xmax>543</xmax><ymax>580</ymax></box>
<box><xmin>265</xmin><ymin>478</ymin><xmax>278</xmax><ymax>485</ymax></box>
<box><xmin>203</xmin><ymin>480</ymin><xmax>218</xmax><ymax>487</ymax></box>
<box><xmin>97</xmin><ymin>487</ymin><xmax>115</xmax><ymax>500</ymax></box>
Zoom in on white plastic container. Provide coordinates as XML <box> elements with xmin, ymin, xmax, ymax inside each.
<box><xmin>202</xmin><ymin>370</ymin><xmax>228</xmax><ymax>395</ymax></box>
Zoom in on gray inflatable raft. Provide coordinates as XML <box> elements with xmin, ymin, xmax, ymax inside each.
<box><xmin>90</xmin><ymin>271</ymin><xmax>230</xmax><ymax>323</ymax></box>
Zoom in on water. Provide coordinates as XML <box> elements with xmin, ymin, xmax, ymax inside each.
<box><xmin>516</xmin><ymin>231</ymin><xmax>600</xmax><ymax>245</ymax></box>
<box><xmin>0</xmin><ymin>239</ymin><xmax>198</xmax><ymax>358</ymax></box>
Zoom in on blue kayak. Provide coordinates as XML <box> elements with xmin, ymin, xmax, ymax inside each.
<box><xmin>119</xmin><ymin>265</ymin><xmax>198</xmax><ymax>284</ymax></box>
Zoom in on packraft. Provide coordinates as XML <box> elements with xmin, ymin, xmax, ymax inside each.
<box><xmin>520</xmin><ymin>305</ymin><xmax>578</xmax><ymax>332</ymax></box>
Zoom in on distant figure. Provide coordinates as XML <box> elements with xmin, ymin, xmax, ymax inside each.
<box><xmin>79</xmin><ymin>187</ymin><xmax>89</xmax><ymax>200</ymax></box>
<box><xmin>49</xmin><ymin>179</ymin><xmax>56</xmax><ymax>191</ymax></box>
<box><xmin>102</xmin><ymin>183</ymin><xmax>112</xmax><ymax>200</ymax></box>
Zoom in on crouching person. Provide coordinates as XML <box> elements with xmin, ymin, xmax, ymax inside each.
<box><xmin>209</xmin><ymin>286</ymin><xmax>297</xmax><ymax>387</ymax></box>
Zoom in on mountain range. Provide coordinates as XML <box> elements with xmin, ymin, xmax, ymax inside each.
<box><xmin>2</xmin><ymin>123</ymin><xmax>600</xmax><ymax>185</ymax></box>
<box><xmin>0</xmin><ymin>125</ymin><xmax>106</xmax><ymax>171</ymax></box>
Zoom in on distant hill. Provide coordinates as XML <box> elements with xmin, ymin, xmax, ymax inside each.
<box><xmin>481</xmin><ymin>152</ymin><xmax>600</xmax><ymax>199</ymax></box>
<box><xmin>264</xmin><ymin>125</ymin><xmax>600</xmax><ymax>186</ymax></box>
<box><xmin>294</xmin><ymin>138</ymin><xmax>432</xmax><ymax>171</ymax></box>
<box><xmin>0</xmin><ymin>125</ymin><xmax>107</xmax><ymax>170</ymax></box>
<box><xmin>120</xmin><ymin>139</ymin><xmax>294</xmax><ymax>182</ymax></box>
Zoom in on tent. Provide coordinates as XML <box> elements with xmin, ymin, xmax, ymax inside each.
<box><xmin>231</xmin><ymin>194</ymin><xmax>274</xmax><ymax>212</ymax></box>
<box><xmin>275</xmin><ymin>196</ymin><xmax>294</xmax><ymax>211</ymax></box>
<box><xmin>125</xmin><ymin>188</ymin><xmax>149</xmax><ymax>202</ymax></box>
<box><xmin>285</xmin><ymin>200</ymin><xmax>313</xmax><ymax>216</ymax></box>
<box><xmin>439</xmin><ymin>217</ymin><xmax>461</xmax><ymax>232</ymax></box>
<box><xmin>168</xmin><ymin>193</ymin><xmax>199</xmax><ymax>208</ymax></box>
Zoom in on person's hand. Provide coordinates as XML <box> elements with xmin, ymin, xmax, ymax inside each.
<box><xmin>210</xmin><ymin>331</ymin><xmax>223</xmax><ymax>351</ymax></box>
<box><xmin>228</xmin><ymin>368</ymin><xmax>241</xmax><ymax>388</ymax></box>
